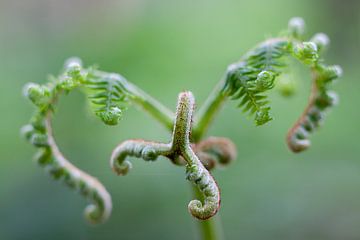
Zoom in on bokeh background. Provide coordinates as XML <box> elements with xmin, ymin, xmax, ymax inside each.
<box><xmin>1</xmin><ymin>0</ymin><xmax>359</xmax><ymax>239</ymax></box>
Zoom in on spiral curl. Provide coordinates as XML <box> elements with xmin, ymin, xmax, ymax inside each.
<box><xmin>286</xmin><ymin>65</ymin><xmax>341</xmax><ymax>152</ymax></box>
<box><xmin>22</xmin><ymin>59</ymin><xmax>112</xmax><ymax>224</ymax></box>
<box><xmin>286</xmin><ymin>18</ymin><xmax>342</xmax><ymax>152</ymax></box>
<box><xmin>110</xmin><ymin>91</ymin><xmax>221</xmax><ymax>220</ymax></box>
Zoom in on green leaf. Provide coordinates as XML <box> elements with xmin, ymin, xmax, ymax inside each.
<box><xmin>86</xmin><ymin>73</ymin><xmax>130</xmax><ymax>125</ymax></box>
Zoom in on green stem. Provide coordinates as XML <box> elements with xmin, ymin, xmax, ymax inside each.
<box><xmin>193</xmin><ymin>79</ymin><xmax>227</xmax><ymax>142</ymax></box>
<box><xmin>92</xmin><ymin>70</ymin><xmax>175</xmax><ymax>131</ymax></box>
<box><xmin>191</xmin><ymin>184</ymin><xmax>224</xmax><ymax>240</ymax></box>
<box><xmin>126</xmin><ymin>81</ymin><xmax>175</xmax><ymax>131</ymax></box>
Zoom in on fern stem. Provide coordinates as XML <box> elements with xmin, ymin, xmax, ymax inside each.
<box><xmin>90</xmin><ymin>69</ymin><xmax>174</xmax><ymax>130</ymax></box>
<box><xmin>193</xmin><ymin>80</ymin><xmax>227</xmax><ymax>142</ymax></box>
<box><xmin>45</xmin><ymin>113</ymin><xmax>112</xmax><ymax>223</ymax></box>
<box><xmin>126</xmin><ymin>81</ymin><xmax>175</xmax><ymax>131</ymax></box>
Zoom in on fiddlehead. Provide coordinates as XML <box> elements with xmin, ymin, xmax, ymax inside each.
<box><xmin>22</xmin><ymin>59</ymin><xmax>112</xmax><ymax>223</ymax></box>
<box><xmin>110</xmin><ymin>140</ymin><xmax>171</xmax><ymax>175</ymax></box>
<box><xmin>23</xmin><ymin>57</ymin><xmax>176</xmax><ymax>222</ymax></box>
<box><xmin>195</xmin><ymin>17</ymin><xmax>341</xmax><ymax>152</ymax></box>
<box><xmin>110</xmin><ymin>91</ymin><xmax>220</xmax><ymax>220</ymax></box>
<box><xmin>194</xmin><ymin>137</ymin><xmax>237</xmax><ymax>169</ymax></box>
<box><xmin>286</xmin><ymin>64</ymin><xmax>341</xmax><ymax>152</ymax></box>
<box><xmin>223</xmin><ymin>38</ymin><xmax>289</xmax><ymax>125</ymax></box>
<box><xmin>22</xmin><ymin>17</ymin><xmax>342</xmax><ymax>230</ymax></box>
<box><xmin>86</xmin><ymin>73</ymin><xmax>129</xmax><ymax>125</ymax></box>
<box><xmin>285</xmin><ymin>20</ymin><xmax>342</xmax><ymax>152</ymax></box>
<box><xmin>172</xmin><ymin>92</ymin><xmax>220</xmax><ymax>220</ymax></box>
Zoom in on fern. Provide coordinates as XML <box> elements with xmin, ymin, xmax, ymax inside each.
<box><xmin>110</xmin><ymin>92</ymin><xmax>220</xmax><ymax>220</ymax></box>
<box><xmin>86</xmin><ymin>72</ymin><xmax>130</xmax><ymax>125</ymax></box>
<box><xmin>22</xmin><ymin>60</ymin><xmax>113</xmax><ymax>223</ymax></box>
<box><xmin>194</xmin><ymin>17</ymin><xmax>341</xmax><ymax>154</ymax></box>
<box><xmin>22</xmin><ymin>57</ymin><xmax>175</xmax><ymax>223</ymax></box>
<box><xmin>22</xmin><ymin>17</ymin><xmax>342</xmax><ymax>235</ymax></box>
<box><xmin>223</xmin><ymin>39</ymin><xmax>289</xmax><ymax>125</ymax></box>
<box><xmin>287</xmin><ymin>63</ymin><xmax>341</xmax><ymax>152</ymax></box>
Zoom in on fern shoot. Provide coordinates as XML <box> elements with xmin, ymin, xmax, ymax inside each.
<box><xmin>22</xmin><ymin>17</ymin><xmax>341</xmax><ymax>240</ymax></box>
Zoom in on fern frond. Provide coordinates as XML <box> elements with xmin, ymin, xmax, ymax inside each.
<box><xmin>22</xmin><ymin>57</ymin><xmax>176</xmax><ymax>223</ymax></box>
<box><xmin>22</xmin><ymin>59</ymin><xmax>113</xmax><ymax>223</ymax></box>
<box><xmin>110</xmin><ymin>92</ymin><xmax>221</xmax><ymax>220</ymax></box>
<box><xmin>224</xmin><ymin>39</ymin><xmax>289</xmax><ymax>125</ymax></box>
<box><xmin>287</xmin><ymin>64</ymin><xmax>341</xmax><ymax>152</ymax></box>
<box><xmin>219</xmin><ymin>17</ymin><xmax>341</xmax><ymax>134</ymax></box>
<box><xmin>86</xmin><ymin>73</ymin><xmax>130</xmax><ymax>125</ymax></box>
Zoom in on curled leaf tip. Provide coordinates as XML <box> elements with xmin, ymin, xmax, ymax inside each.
<box><xmin>110</xmin><ymin>91</ymin><xmax>220</xmax><ymax>220</ymax></box>
<box><xmin>293</xmin><ymin>42</ymin><xmax>319</xmax><ymax>64</ymax></box>
<box><xmin>64</xmin><ymin>57</ymin><xmax>83</xmax><ymax>70</ymax></box>
<box><xmin>83</xmin><ymin>186</ymin><xmax>112</xmax><ymax>224</ymax></box>
<box><xmin>288</xmin><ymin>17</ymin><xmax>306</xmax><ymax>39</ymax></box>
<box><xmin>194</xmin><ymin>137</ymin><xmax>237</xmax><ymax>169</ymax></box>
<box><xmin>186</xmin><ymin>164</ymin><xmax>220</xmax><ymax>220</ymax></box>
<box><xmin>96</xmin><ymin>106</ymin><xmax>122</xmax><ymax>126</ymax></box>
<box><xmin>287</xmin><ymin>64</ymin><xmax>341</xmax><ymax>153</ymax></box>
<box><xmin>255</xmin><ymin>71</ymin><xmax>275</xmax><ymax>90</ymax></box>
<box><xmin>311</xmin><ymin>33</ymin><xmax>330</xmax><ymax>52</ymax></box>
<box><xmin>324</xmin><ymin>65</ymin><xmax>343</xmax><ymax>81</ymax></box>
<box><xmin>110</xmin><ymin>140</ymin><xmax>167</xmax><ymax>176</ymax></box>
<box><xmin>23</xmin><ymin>83</ymin><xmax>50</xmax><ymax>107</ymax></box>
<box><xmin>255</xmin><ymin>108</ymin><xmax>272</xmax><ymax>126</ymax></box>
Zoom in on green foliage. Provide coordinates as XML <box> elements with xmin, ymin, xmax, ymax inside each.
<box><xmin>86</xmin><ymin>73</ymin><xmax>129</xmax><ymax>125</ymax></box>
<box><xmin>110</xmin><ymin>92</ymin><xmax>220</xmax><ymax>220</ymax></box>
<box><xmin>223</xmin><ymin>39</ymin><xmax>289</xmax><ymax>125</ymax></box>
<box><xmin>285</xmin><ymin>18</ymin><xmax>342</xmax><ymax>152</ymax></box>
<box><xmin>287</xmin><ymin>62</ymin><xmax>341</xmax><ymax>152</ymax></box>
<box><xmin>22</xmin><ymin>17</ymin><xmax>341</xmax><ymax>226</ymax></box>
<box><xmin>288</xmin><ymin>17</ymin><xmax>306</xmax><ymax>39</ymax></box>
<box><xmin>22</xmin><ymin>60</ymin><xmax>114</xmax><ymax>224</ymax></box>
<box><xmin>292</xmin><ymin>41</ymin><xmax>319</xmax><ymax>64</ymax></box>
<box><xmin>220</xmin><ymin>17</ymin><xmax>340</xmax><ymax>129</ymax></box>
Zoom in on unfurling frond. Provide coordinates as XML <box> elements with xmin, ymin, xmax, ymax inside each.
<box><xmin>223</xmin><ymin>39</ymin><xmax>289</xmax><ymax>125</ymax></box>
<box><xmin>288</xmin><ymin>17</ymin><xmax>306</xmax><ymax>39</ymax></box>
<box><xmin>110</xmin><ymin>91</ymin><xmax>220</xmax><ymax>220</ymax></box>
<box><xmin>23</xmin><ymin>57</ymin><xmax>176</xmax><ymax>223</ymax></box>
<box><xmin>217</xmin><ymin>17</ymin><xmax>341</xmax><ymax>152</ymax></box>
<box><xmin>22</xmin><ymin>16</ymin><xmax>342</xmax><ymax>226</ymax></box>
<box><xmin>86</xmin><ymin>73</ymin><xmax>130</xmax><ymax>125</ymax></box>
<box><xmin>22</xmin><ymin>58</ymin><xmax>112</xmax><ymax>223</ymax></box>
<box><xmin>193</xmin><ymin>137</ymin><xmax>237</xmax><ymax>170</ymax></box>
<box><xmin>285</xmin><ymin>19</ymin><xmax>342</xmax><ymax>152</ymax></box>
<box><xmin>310</xmin><ymin>33</ymin><xmax>330</xmax><ymax>53</ymax></box>
<box><xmin>287</xmin><ymin>64</ymin><xmax>341</xmax><ymax>152</ymax></box>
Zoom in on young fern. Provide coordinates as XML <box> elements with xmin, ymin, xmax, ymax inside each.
<box><xmin>192</xmin><ymin>137</ymin><xmax>237</xmax><ymax>170</ymax></box>
<box><xmin>285</xmin><ymin>25</ymin><xmax>342</xmax><ymax>152</ymax></box>
<box><xmin>111</xmin><ymin>92</ymin><xmax>220</xmax><ymax>220</ymax></box>
<box><xmin>86</xmin><ymin>73</ymin><xmax>129</xmax><ymax>125</ymax></box>
<box><xmin>22</xmin><ymin>60</ymin><xmax>113</xmax><ymax>223</ymax></box>
<box><xmin>22</xmin><ymin>17</ymin><xmax>341</xmax><ymax>238</ymax></box>
<box><xmin>286</xmin><ymin>63</ymin><xmax>341</xmax><ymax>152</ymax></box>
<box><xmin>195</xmin><ymin>17</ymin><xmax>341</xmax><ymax>152</ymax></box>
<box><xmin>224</xmin><ymin>39</ymin><xmax>288</xmax><ymax>125</ymax></box>
<box><xmin>22</xmin><ymin>58</ymin><xmax>175</xmax><ymax>223</ymax></box>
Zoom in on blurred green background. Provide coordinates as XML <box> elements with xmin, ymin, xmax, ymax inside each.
<box><xmin>1</xmin><ymin>0</ymin><xmax>359</xmax><ymax>239</ymax></box>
